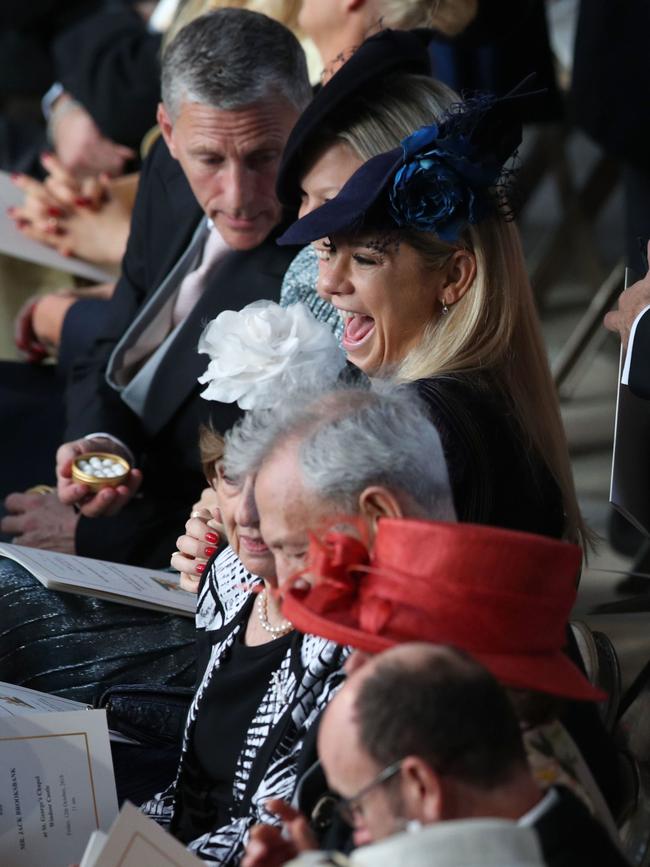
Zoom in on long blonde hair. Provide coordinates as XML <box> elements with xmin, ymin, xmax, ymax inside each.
<box><xmin>394</xmin><ymin>217</ymin><xmax>586</xmax><ymax>547</ymax></box>
<box><xmin>378</xmin><ymin>0</ymin><xmax>478</xmax><ymax>35</ymax></box>
<box><xmin>306</xmin><ymin>75</ymin><xmax>585</xmax><ymax>546</ymax></box>
<box><xmin>164</xmin><ymin>0</ymin><xmax>301</xmax><ymax>48</ymax></box>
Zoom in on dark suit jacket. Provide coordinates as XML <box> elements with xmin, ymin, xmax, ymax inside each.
<box><xmin>571</xmin><ymin>0</ymin><xmax>650</xmax><ymax>171</ymax></box>
<box><xmin>65</xmin><ymin>136</ymin><xmax>301</xmax><ymax>567</ymax></box>
<box><xmin>52</xmin><ymin>1</ymin><xmax>161</xmax><ymax>150</ymax></box>
<box><xmin>535</xmin><ymin>787</ymin><xmax>630</xmax><ymax>867</ymax></box>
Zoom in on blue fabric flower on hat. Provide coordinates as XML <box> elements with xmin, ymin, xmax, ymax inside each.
<box><xmin>389</xmin><ymin>122</ymin><xmax>501</xmax><ymax>242</ymax></box>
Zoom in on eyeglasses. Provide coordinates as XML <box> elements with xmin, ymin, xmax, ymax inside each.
<box><xmin>335</xmin><ymin>760</ymin><xmax>403</xmax><ymax>827</ymax></box>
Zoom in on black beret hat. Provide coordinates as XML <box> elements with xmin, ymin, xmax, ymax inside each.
<box><xmin>277</xmin><ymin>84</ymin><xmax>526</xmax><ymax>248</ymax></box>
<box><xmin>277</xmin><ymin>149</ymin><xmax>401</xmax><ymax>246</ymax></box>
<box><xmin>276</xmin><ymin>27</ymin><xmax>434</xmax><ymax>208</ymax></box>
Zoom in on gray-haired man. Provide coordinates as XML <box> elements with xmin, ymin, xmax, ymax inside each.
<box><xmin>3</xmin><ymin>9</ymin><xmax>310</xmax><ymax>566</ymax></box>
<box><xmin>224</xmin><ymin>384</ymin><xmax>457</xmax><ymax>585</ymax></box>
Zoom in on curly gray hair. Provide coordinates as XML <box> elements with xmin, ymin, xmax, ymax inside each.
<box><xmin>224</xmin><ymin>383</ymin><xmax>456</xmax><ymax>520</ymax></box>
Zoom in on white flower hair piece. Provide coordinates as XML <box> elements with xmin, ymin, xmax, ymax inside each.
<box><xmin>197</xmin><ymin>300</ymin><xmax>347</xmax><ymax>410</ymax></box>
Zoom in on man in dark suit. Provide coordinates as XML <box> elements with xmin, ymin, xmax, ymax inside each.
<box><xmin>1</xmin><ymin>8</ymin><xmax>308</xmax><ymax>567</ymax></box>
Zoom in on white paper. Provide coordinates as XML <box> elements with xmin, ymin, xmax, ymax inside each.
<box><xmin>79</xmin><ymin>830</ymin><xmax>108</xmax><ymax>867</ymax></box>
<box><xmin>609</xmin><ymin>270</ymin><xmax>650</xmax><ymax>536</ymax></box>
<box><xmin>80</xmin><ymin>802</ymin><xmax>202</xmax><ymax>867</ymax></box>
<box><xmin>0</xmin><ymin>171</ymin><xmax>114</xmax><ymax>283</ymax></box>
<box><xmin>0</xmin><ymin>682</ymin><xmax>87</xmax><ymax>717</ymax></box>
<box><xmin>0</xmin><ymin>710</ymin><xmax>118</xmax><ymax>867</ymax></box>
<box><xmin>0</xmin><ymin>681</ymin><xmax>139</xmax><ymax>745</ymax></box>
<box><xmin>621</xmin><ymin>303</ymin><xmax>650</xmax><ymax>385</ymax></box>
<box><xmin>0</xmin><ymin>544</ymin><xmax>196</xmax><ymax>616</ymax></box>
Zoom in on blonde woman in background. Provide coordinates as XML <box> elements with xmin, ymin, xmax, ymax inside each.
<box><xmin>298</xmin><ymin>0</ymin><xmax>477</xmax><ymax>76</ymax></box>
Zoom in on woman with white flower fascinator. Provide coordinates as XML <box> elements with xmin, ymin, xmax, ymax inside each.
<box><xmin>141</xmin><ymin>300</ymin><xmax>351</xmax><ymax>864</ymax></box>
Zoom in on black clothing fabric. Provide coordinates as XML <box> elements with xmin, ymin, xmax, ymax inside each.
<box><xmin>0</xmin><ymin>361</ymin><xmax>65</xmax><ymax>502</ymax></box>
<box><xmin>417</xmin><ymin>374</ymin><xmax>565</xmax><ymax>537</ymax></box>
<box><xmin>58</xmin><ymin>296</ymin><xmax>111</xmax><ymax>377</ymax></box>
<box><xmin>111</xmin><ymin>741</ymin><xmax>182</xmax><ymax>807</ymax></box>
<box><xmin>562</xmin><ymin>629</ymin><xmax>625</xmax><ymax>819</ymax></box>
<box><xmin>61</xmin><ymin>136</ymin><xmax>300</xmax><ymax>567</ymax></box>
<box><xmin>535</xmin><ymin>787</ymin><xmax>630</xmax><ymax>867</ymax></box>
<box><xmin>429</xmin><ymin>0</ymin><xmax>563</xmax><ymax>124</ymax></box>
<box><xmin>177</xmin><ymin>629</ymin><xmax>293</xmax><ymax>843</ymax></box>
<box><xmin>0</xmin><ymin>1</ymin><xmax>100</xmax><ymax>32</ymax></box>
<box><xmin>0</xmin><ymin>558</ymin><xmax>196</xmax><ymax>705</ymax></box>
<box><xmin>571</xmin><ymin>0</ymin><xmax>650</xmax><ymax>172</ymax></box>
<box><xmin>276</xmin><ymin>28</ymin><xmax>433</xmax><ymax>208</ymax></box>
<box><xmin>52</xmin><ymin>2</ymin><xmax>161</xmax><ymax>150</ymax></box>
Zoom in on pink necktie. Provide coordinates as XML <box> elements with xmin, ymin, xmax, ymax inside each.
<box><xmin>172</xmin><ymin>225</ymin><xmax>229</xmax><ymax>326</ymax></box>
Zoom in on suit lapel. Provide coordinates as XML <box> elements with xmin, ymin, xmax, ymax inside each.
<box><xmin>147</xmin><ymin>137</ymin><xmax>203</xmax><ymax>294</ymax></box>
<box><xmin>139</xmin><ymin>238</ymin><xmax>300</xmax><ymax>436</ymax></box>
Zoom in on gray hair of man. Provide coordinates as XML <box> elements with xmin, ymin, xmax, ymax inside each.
<box><xmin>224</xmin><ymin>383</ymin><xmax>457</xmax><ymax>521</ymax></box>
<box><xmin>161</xmin><ymin>8</ymin><xmax>311</xmax><ymax>121</ymax></box>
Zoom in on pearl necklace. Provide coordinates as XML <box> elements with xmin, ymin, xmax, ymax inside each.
<box><xmin>257</xmin><ymin>589</ymin><xmax>293</xmax><ymax>637</ymax></box>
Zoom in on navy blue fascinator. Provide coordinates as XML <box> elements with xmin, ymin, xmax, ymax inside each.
<box><xmin>278</xmin><ymin>80</ymin><xmax>531</xmax><ymax>247</ymax></box>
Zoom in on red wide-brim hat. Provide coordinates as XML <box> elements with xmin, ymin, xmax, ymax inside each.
<box><xmin>282</xmin><ymin>519</ymin><xmax>605</xmax><ymax>703</ymax></box>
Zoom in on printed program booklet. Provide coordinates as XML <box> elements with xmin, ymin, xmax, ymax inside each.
<box><xmin>0</xmin><ymin>544</ymin><xmax>196</xmax><ymax>616</ymax></box>
<box><xmin>0</xmin><ymin>682</ymin><xmax>90</xmax><ymax>717</ymax></box>
<box><xmin>80</xmin><ymin>802</ymin><xmax>202</xmax><ymax>867</ymax></box>
<box><xmin>0</xmin><ymin>708</ymin><xmax>118</xmax><ymax>867</ymax></box>
<box><xmin>0</xmin><ymin>680</ymin><xmax>139</xmax><ymax>747</ymax></box>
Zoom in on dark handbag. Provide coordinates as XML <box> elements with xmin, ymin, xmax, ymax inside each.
<box><xmin>98</xmin><ymin>683</ymin><xmax>194</xmax><ymax>747</ymax></box>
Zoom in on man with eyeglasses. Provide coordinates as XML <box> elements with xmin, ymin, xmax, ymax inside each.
<box><xmin>243</xmin><ymin>643</ymin><xmax>630</xmax><ymax>867</ymax></box>
<box><xmin>243</xmin><ymin>643</ymin><xmax>549</xmax><ymax>867</ymax></box>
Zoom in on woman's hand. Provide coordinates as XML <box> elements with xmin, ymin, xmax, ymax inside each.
<box><xmin>171</xmin><ymin>506</ymin><xmax>222</xmax><ymax>593</ymax></box>
<box><xmin>9</xmin><ymin>159</ymin><xmax>134</xmax><ymax>266</ymax></box>
<box><xmin>56</xmin><ymin>438</ymin><xmax>142</xmax><ymax>518</ymax></box>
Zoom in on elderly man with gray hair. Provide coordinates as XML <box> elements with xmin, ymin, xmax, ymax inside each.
<box><xmin>224</xmin><ymin>383</ymin><xmax>456</xmax><ymax>586</ymax></box>
<box><xmin>3</xmin><ymin>8</ymin><xmax>310</xmax><ymax>568</ymax></box>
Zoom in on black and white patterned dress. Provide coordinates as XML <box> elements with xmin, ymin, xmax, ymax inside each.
<box><xmin>141</xmin><ymin>546</ymin><xmax>347</xmax><ymax>864</ymax></box>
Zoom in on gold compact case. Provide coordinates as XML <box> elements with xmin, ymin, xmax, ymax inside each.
<box><xmin>71</xmin><ymin>452</ymin><xmax>130</xmax><ymax>491</ymax></box>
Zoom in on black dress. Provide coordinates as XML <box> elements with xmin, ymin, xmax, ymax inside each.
<box><xmin>416</xmin><ymin>374</ymin><xmax>565</xmax><ymax>538</ymax></box>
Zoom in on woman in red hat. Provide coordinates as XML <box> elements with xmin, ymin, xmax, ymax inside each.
<box><xmin>281</xmin><ymin>519</ymin><xmax>617</xmax><ymax>838</ymax></box>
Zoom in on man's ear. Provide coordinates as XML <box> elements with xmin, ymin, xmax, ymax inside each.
<box><xmin>358</xmin><ymin>485</ymin><xmax>404</xmax><ymax>535</ymax></box>
<box><xmin>157</xmin><ymin>103</ymin><xmax>177</xmax><ymax>159</ymax></box>
<box><xmin>399</xmin><ymin>756</ymin><xmax>444</xmax><ymax>824</ymax></box>
<box><xmin>437</xmin><ymin>249</ymin><xmax>477</xmax><ymax>308</ymax></box>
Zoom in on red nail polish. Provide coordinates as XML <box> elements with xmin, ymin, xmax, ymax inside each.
<box><xmin>204</xmin><ymin>546</ymin><xmax>216</xmax><ymax>557</ymax></box>
<box><xmin>205</xmin><ymin>532</ymin><xmax>218</xmax><ymax>544</ymax></box>
<box><xmin>17</xmin><ymin>218</ymin><xmax>30</xmax><ymax>227</ymax></box>
<box><xmin>74</xmin><ymin>196</ymin><xmax>92</xmax><ymax>207</ymax></box>
<box><xmin>196</xmin><ymin>563</ymin><xmax>206</xmax><ymax>574</ymax></box>
<box><xmin>47</xmin><ymin>206</ymin><xmax>64</xmax><ymax>217</ymax></box>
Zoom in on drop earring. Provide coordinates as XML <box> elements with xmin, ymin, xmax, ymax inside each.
<box><xmin>441</xmin><ymin>301</ymin><xmax>449</xmax><ymax>315</ymax></box>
